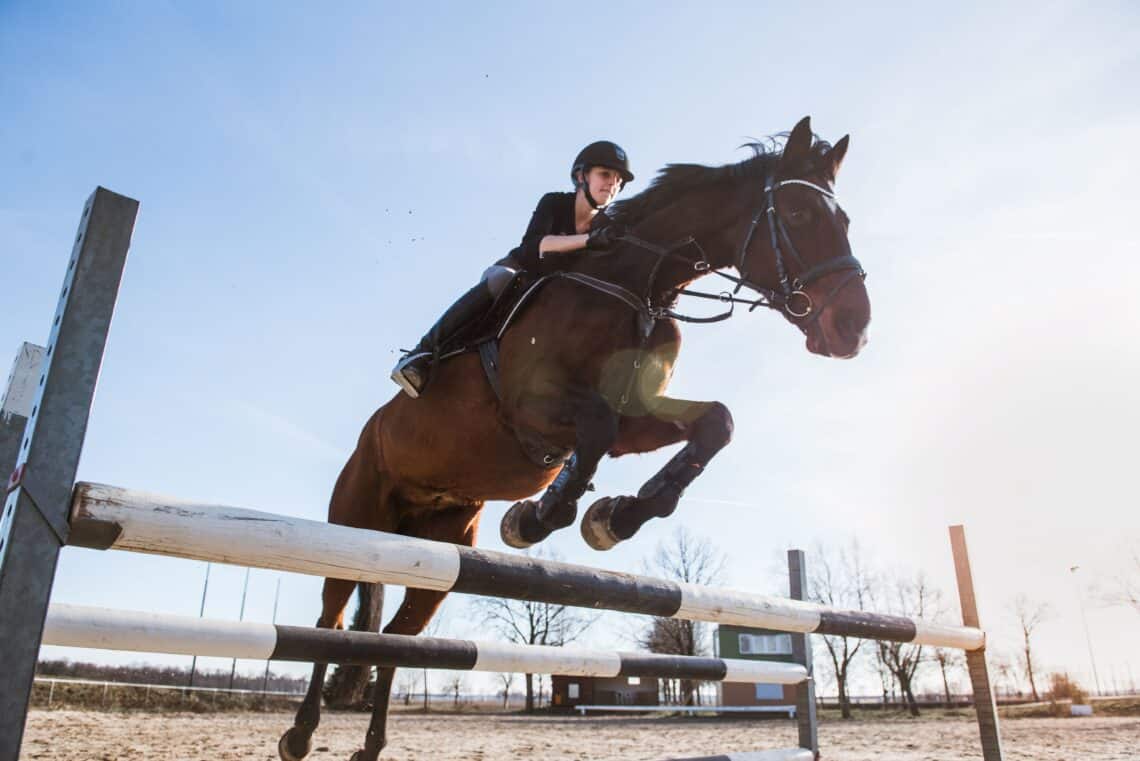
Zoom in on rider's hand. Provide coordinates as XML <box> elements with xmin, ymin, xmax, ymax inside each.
<box><xmin>586</xmin><ymin>222</ymin><xmax>629</xmax><ymax>250</ymax></box>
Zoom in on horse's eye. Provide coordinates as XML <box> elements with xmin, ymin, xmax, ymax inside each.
<box><xmin>787</xmin><ymin>207</ymin><xmax>813</xmax><ymax>227</ymax></box>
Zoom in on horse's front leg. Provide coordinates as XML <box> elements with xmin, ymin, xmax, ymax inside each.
<box><xmin>500</xmin><ymin>392</ymin><xmax>618</xmax><ymax>548</ymax></box>
<box><xmin>581</xmin><ymin>397</ymin><xmax>733</xmax><ymax>550</ymax></box>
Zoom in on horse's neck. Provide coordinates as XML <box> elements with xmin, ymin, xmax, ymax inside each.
<box><xmin>584</xmin><ymin>199</ymin><xmax>738</xmax><ymax>303</ymax></box>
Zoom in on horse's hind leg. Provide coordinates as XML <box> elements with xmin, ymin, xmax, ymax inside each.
<box><xmin>351</xmin><ymin>503</ymin><xmax>482</xmax><ymax>761</ymax></box>
<box><xmin>279</xmin><ymin>577</ymin><xmax>358</xmax><ymax>761</ymax></box>
<box><xmin>581</xmin><ymin>397</ymin><xmax>733</xmax><ymax>550</ymax></box>
<box><xmin>501</xmin><ymin>392</ymin><xmax>618</xmax><ymax>548</ymax></box>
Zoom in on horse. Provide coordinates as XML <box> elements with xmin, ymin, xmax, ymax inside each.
<box><xmin>278</xmin><ymin>116</ymin><xmax>871</xmax><ymax>761</ymax></box>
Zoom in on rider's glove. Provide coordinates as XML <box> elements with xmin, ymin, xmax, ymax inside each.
<box><xmin>586</xmin><ymin>223</ymin><xmax>629</xmax><ymax>250</ymax></box>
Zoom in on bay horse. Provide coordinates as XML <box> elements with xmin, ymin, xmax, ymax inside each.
<box><xmin>279</xmin><ymin>116</ymin><xmax>870</xmax><ymax>761</ymax></box>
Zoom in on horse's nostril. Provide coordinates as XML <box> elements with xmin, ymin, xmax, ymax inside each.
<box><xmin>837</xmin><ymin>311</ymin><xmax>860</xmax><ymax>341</ymax></box>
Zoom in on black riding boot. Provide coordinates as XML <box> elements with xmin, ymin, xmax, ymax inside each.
<box><xmin>390</xmin><ymin>283</ymin><xmax>494</xmax><ymax>398</ymax></box>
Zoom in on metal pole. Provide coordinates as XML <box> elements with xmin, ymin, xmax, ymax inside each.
<box><xmin>228</xmin><ymin>567</ymin><xmax>251</xmax><ymax>690</ymax></box>
<box><xmin>787</xmin><ymin>549</ymin><xmax>819</xmax><ymax>759</ymax></box>
<box><xmin>263</xmin><ymin>577</ymin><xmax>282</xmax><ymax>693</ymax></box>
<box><xmin>188</xmin><ymin>562</ymin><xmax>212</xmax><ymax>688</ymax></box>
<box><xmin>1</xmin><ymin>345</ymin><xmax>46</xmax><ymax>481</ymax></box>
<box><xmin>949</xmin><ymin>525</ymin><xmax>1004</xmax><ymax>761</ymax></box>
<box><xmin>1069</xmin><ymin>565</ymin><xmax>1102</xmax><ymax>695</ymax></box>
<box><xmin>0</xmin><ymin>188</ymin><xmax>138</xmax><ymax>761</ymax></box>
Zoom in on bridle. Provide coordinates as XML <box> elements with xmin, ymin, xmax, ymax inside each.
<box><xmin>736</xmin><ymin>175</ymin><xmax>865</xmax><ymax>321</ymax></box>
<box><xmin>618</xmin><ymin>171</ymin><xmax>866</xmax><ymax>330</ymax></box>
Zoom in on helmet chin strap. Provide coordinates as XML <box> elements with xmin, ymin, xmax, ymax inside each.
<box><xmin>578</xmin><ymin>168</ymin><xmax>603</xmax><ymax>210</ymax></box>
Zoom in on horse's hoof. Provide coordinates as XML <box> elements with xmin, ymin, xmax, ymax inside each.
<box><xmin>581</xmin><ymin>497</ymin><xmax>628</xmax><ymax>551</ymax></box>
<box><xmin>278</xmin><ymin>728</ymin><xmax>312</xmax><ymax>761</ymax></box>
<box><xmin>501</xmin><ymin>500</ymin><xmax>538</xmax><ymax>549</ymax></box>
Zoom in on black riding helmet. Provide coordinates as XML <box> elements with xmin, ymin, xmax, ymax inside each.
<box><xmin>571</xmin><ymin>141</ymin><xmax>634</xmax><ymax>209</ymax></box>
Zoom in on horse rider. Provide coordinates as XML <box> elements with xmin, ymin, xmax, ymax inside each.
<box><xmin>390</xmin><ymin>140</ymin><xmax>635</xmax><ymax>398</ymax></box>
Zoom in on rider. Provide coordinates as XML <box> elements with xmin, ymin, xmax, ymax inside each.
<box><xmin>390</xmin><ymin>140</ymin><xmax>635</xmax><ymax>398</ymax></box>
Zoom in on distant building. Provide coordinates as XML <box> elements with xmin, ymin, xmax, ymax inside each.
<box><xmin>550</xmin><ymin>675</ymin><xmax>660</xmax><ymax>712</ymax></box>
<box><xmin>715</xmin><ymin>624</ymin><xmax>797</xmax><ymax>710</ymax></box>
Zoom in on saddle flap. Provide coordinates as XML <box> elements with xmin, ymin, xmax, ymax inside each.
<box><xmin>437</xmin><ymin>270</ymin><xmax>539</xmax><ymax>357</ymax></box>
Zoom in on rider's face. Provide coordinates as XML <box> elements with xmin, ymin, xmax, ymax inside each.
<box><xmin>581</xmin><ymin>167</ymin><xmax>623</xmax><ymax>207</ymax></box>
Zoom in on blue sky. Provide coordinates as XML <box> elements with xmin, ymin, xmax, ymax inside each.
<box><xmin>3</xmin><ymin>2</ymin><xmax>1138</xmax><ymax>696</ymax></box>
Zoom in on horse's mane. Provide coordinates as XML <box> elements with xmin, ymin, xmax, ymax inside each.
<box><xmin>609</xmin><ymin>135</ymin><xmax>834</xmax><ymax>226</ymax></box>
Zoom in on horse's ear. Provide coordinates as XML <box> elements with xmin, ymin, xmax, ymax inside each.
<box><xmin>780</xmin><ymin>116</ymin><xmax>813</xmax><ymax>169</ymax></box>
<box><xmin>827</xmin><ymin>134</ymin><xmax>850</xmax><ymax>178</ymax></box>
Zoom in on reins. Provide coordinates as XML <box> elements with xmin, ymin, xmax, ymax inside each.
<box><xmin>607</xmin><ymin>172</ymin><xmax>866</xmax><ymax>330</ymax></box>
<box><xmin>615</xmin><ymin>234</ymin><xmax>771</xmax><ymax>324</ymax></box>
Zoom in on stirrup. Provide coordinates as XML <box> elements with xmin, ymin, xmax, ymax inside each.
<box><xmin>390</xmin><ymin>352</ymin><xmax>431</xmax><ymax>399</ymax></box>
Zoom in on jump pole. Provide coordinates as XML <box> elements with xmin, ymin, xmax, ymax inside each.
<box><xmin>69</xmin><ymin>482</ymin><xmax>987</xmax><ymax>651</ymax></box>
<box><xmin>0</xmin><ymin>188</ymin><xmax>138</xmax><ymax>760</ymax></box>
<box><xmin>42</xmin><ymin>603</ymin><xmax>809</xmax><ymax>685</ymax></box>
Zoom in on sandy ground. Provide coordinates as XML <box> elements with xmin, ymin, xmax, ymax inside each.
<box><xmin>22</xmin><ymin>710</ymin><xmax>1139</xmax><ymax>760</ymax></box>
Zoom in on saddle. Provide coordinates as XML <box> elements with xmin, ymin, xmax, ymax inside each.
<box><xmin>437</xmin><ymin>270</ymin><xmax>538</xmax><ymax>367</ymax></box>
<box><xmin>433</xmin><ymin>268</ymin><xmax>654</xmax><ymax>469</ymax></box>
<box><xmin>433</xmin><ymin>271</ymin><xmax>570</xmax><ymax>468</ymax></box>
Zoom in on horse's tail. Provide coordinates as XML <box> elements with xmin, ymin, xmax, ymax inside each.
<box><xmin>322</xmin><ymin>582</ymin><xmax>385</xmax><ymax>708</ymax></box>
<box><xmin>352</xmin><ymin>580</ymin><xmax>385</xmax><ymax>633</ymax></box>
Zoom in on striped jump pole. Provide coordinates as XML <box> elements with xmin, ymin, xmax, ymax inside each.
<box><xmin>69</xmin><ymin>482</ymin><xmax>985</xmax><ymax>651</ymax></box>
<box><xmin>43</xmin><ymin>604</ymin><xmax>809</xmax><ymax>685</ymax></box>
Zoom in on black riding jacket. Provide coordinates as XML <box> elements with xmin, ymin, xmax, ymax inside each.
<box><xmin>506</xmin><ymin>192</ymin><xmax>577</xmax><ymax>272</ymax></box>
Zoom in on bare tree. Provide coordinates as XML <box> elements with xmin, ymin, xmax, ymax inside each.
<box><xmin>990</xmin><ymin>651</ymin><xmax>1018</xmax><ymax>698</ymax></box>
<box><xmin>473</xmin><ymin>550</ymin><xmax>597</xmax><ymax>712</ymax></box>
<box><xmin>932</xmin><ymin>648</ymin><xmax>964</xmax><ymax>707</ymax></box>
<box><xmin>1013</xmin><ymin>595</ymin><xmax>1051</xmax><ymax>701</ymax></box>
<box><xmin>810</xmin><ymin>538</ymin><xmax>873</xmax><ymax>719</ymax></box>
<box><xmin>640</xmin><ymin>616</ymin><xmax>702</xmax><ymax>705</ymax></box>
<box><xmin>395</xmin><ymin>670</ymin><xmax>418</xmax><ymax>706</ymax></box>
<box><xmin>497</xmin><ymin>672</ymin><xmax>515</xmax><ymax>709</ymax></box>
<box><xmin>444</xmin><ymin>673</ymin><xmax>465</xmax><ymax>707</ymax></box>
<box><xmin>638</xmin><ymin>528</ymin><xmax>726</xmax><ymax>706</ymax></box>
<box><xmin>874</xmin><ymin>573</ymin><xmax>943</xmax><ymax>717</ymax></box>
<box><xmin>1107</xmin><ymin>550</ymin><xmax>1140</xmax><ymax>615</ymax></box>
<box><xmin>872</xmin><ymin>641</ymin><xmax>895</xmax><ymax>710</ymax></box>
